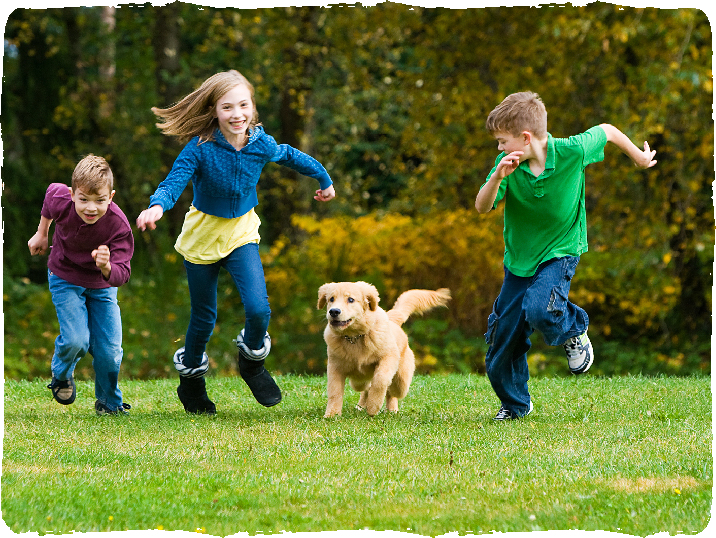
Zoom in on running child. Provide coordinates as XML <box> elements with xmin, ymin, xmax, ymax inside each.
<box><xmin>28</xmin><ymin>154</ymin><xmax>134</xmax><ymax>415</ymax></box>
<box><xmin>136</xmin><ymin>70</ymin><xmax>335</xmax><ymax>415</ymax></box>
<box><xmin>475</xmin><ymin>91</ymin><xmax>656</xmax><ymax>421</ymax></box>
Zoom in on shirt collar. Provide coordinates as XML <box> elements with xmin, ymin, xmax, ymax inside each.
<box><xmin>544</xmin><ymin>133</ymin><xmax>555</xmax><ymax>171</ymax></box>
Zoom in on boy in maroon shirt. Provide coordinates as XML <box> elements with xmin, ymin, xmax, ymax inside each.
<box><xmin>28</xmin><ymin>155</ymin><xmax>134</xmax><ymax>415</ymax></box>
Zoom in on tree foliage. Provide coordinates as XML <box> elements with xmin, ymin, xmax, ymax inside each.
<box><xmin>3</xmin><ymin>3</ymin><xmax>712</xmax><ymax>377</ymax></box>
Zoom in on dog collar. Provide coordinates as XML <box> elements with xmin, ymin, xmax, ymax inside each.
<box><xmin>343</xmin><ymin>334</ymin><xmax>365</xmax><ymax>344</ymax></box>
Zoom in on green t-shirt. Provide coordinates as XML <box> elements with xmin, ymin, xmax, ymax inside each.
<box><xmin>481</xmin><ymin>125</ymin><xmax>607</xmax><ymax>277</ymax></box>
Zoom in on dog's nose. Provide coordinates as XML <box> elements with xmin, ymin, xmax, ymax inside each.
<box><xmin>329</xmin><ymin>308</ymin><xmax>341</xmax><ymax>318</ymax></box>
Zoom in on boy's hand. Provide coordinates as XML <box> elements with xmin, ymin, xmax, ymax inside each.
<box><xmin>495</xmin><ymin>151</ymin><xmax>524</xmax><ymax>179</ymax></box>
<box><xmin>314</xmin><ymin>184</ymin><xmax>335</xmax><ymax>202</ymax></box>
<box><xmin>600</xmin><ymin>124</ymin><xmax>657</xmax><ymax>169</ymax></box>
<box><xmin>92</xmin><ymin>245</ymin><xmax>112</xmax><ymax>278</ymax></box>
<box><xmin>28</xmin><ymin>232</ymin><xmax>49</xmax><ymax>256</ymax></box>
<box><xmin>476</xmin><ymin>151</ymin><xmax>523</xmax><ymax>214</ymax></box>
<box><xmin>136</xmin><ymin>205</ymin><xmax>164</xmax><ymax>231</ymax></box>
<box><xmin>634</xmin><ymin>141</ymin><xmax>657</xmax><ymax>169</ymax></box>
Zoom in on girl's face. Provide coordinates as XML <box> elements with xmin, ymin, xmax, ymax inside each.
<box><xmin>215</xmin><ymin>84</ymin><xmax>254</xmax><ymax>141</ymax></box>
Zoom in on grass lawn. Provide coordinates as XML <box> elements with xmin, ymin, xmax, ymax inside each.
<box><xmin>2</xmin><ymin>373</ymin><xmax>712</xmax><ymax>536</ymax></box>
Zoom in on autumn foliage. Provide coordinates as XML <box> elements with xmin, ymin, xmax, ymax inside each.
<box><xmin>3</xmin><ymin>4</ymin><xmax>712</xmax><ymax>379</ymax></box>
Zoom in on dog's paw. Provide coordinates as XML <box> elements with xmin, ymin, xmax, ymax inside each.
<box><xmin>365</xmin><ymin>405</ymin><xmax>382</xmax><ymax>416</ymax></box>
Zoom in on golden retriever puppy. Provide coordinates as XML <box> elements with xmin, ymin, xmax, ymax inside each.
<box><xmin>317</xmin><ymin>282</ymin><xmax>450</xmax><ymax>417</ymax></box>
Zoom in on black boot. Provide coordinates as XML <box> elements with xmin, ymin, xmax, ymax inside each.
<box><xmin>238</xmin><ymin>353</ymin><xmax>282</xmax><ymax>407</ymax></box>
<box><xmin>177</xmin><ymin>376</ymin><xmax>216</xmax><ymax>415</ymax></box>
<box><xmin>235</xmin><ymin>330</ymin><xmax>282</xmax><ymax>407</ymax></box>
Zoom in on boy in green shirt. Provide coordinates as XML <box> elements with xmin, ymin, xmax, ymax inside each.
<box><xmin>475</xmin><ymin>92</ymin><xmax>656</xmax><ymax>421</ymax></box>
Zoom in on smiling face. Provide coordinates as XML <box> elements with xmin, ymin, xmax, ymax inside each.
<box><xmin>317</xmin><ymin>282</ymin><xmax>380</xmax><ymax>334</ymax></box>
<box><xmin>214</xmin><ymin>84</ymin><xmax>255</xmax><ymax>143</ymax></box>
<box><xmin>70</xmin><ymin>186</ymin><xmax>114</xmax><ymax>225</ymax></box>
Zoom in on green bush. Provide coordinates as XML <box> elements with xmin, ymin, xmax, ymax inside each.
<box><xmin>4</xmin><ymin>210</ymin><xmax>709</xmax><ymax>380</ymax></box>
<box><xmin>3</xmin><ymin>273</ymin><xmax>59</xmax><ymax>380</ymax></box>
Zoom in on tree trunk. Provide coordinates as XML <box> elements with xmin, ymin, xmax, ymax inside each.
<box><xmin>98</xmin><ymin>6</ymin><xmax>116</xmax><ymax>119</ymax></box>
<box><xmin>151</xmin><ymin>2</ymin><xmax>188</xmax><ymax>236</ymax></box>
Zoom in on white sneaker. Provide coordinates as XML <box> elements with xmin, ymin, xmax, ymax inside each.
<box><xmin>564</xmin><ymin>331</ymin><xmax>594</xmax><ymax>374</ymax></box>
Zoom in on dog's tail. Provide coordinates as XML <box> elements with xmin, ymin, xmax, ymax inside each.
<box><xmin>387</xmin><ymin>288</ymin><xmax>451</xmax><ymax>327</ymax></box>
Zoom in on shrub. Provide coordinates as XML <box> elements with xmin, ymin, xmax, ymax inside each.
<box><xmin>4</xmin><ymin>209</ymin><xmax>708</xmax><ymax>380</ymax></box>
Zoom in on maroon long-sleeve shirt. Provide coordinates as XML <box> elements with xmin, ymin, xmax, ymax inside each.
<box><xmin>41</xmin><ymin>183</ymin><xmax>133</xmax><ymax>288</ymax></box>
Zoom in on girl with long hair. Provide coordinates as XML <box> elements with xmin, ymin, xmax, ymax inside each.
<box><xmin>137</xmin><ymin>70</ymin><xmax>335</xmax><ymax>414</ymax></box>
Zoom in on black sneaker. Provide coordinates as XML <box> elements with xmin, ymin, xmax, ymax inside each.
<box><xmin>47</xmin><ymin>376</ymin><xmax>76</xmax><ymax>405</ymax></box>
<box><xmin>95</xmin><ymin>400</ymin><xmax>131</xmax><ymax>416</ymax></box>
<box><xmin>493</xmin><ymin>401</ymin><xmax>533</xmax><ymax>421</ymax></box>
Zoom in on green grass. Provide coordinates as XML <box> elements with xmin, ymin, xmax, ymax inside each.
<box><xmin>2</xmin><ymin>374</ymin><xmax>712</xmax><ymax>536</ymax></box>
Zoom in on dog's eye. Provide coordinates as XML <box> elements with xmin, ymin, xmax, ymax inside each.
<box><xmin>347</xmin><ymin>297</ymin><xmax>355</xmax><ymax>303</ymax></box>
<box><xmin>329</xmin><ymin>297</ymin><xmax>334</xmax><ymax>303</ymax></box>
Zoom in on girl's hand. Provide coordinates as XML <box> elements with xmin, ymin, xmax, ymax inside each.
<box><xmin>28</xmin><ymin>232</ymin><xmax>49</xmax><ymax>256</ymax></box>
<box><xmin>314</xmin><ymin>185</ymin><xmax>335</xmax><ymax>202</ymax></box>
<box><xmin>634</xmin><ymin>141</ymin><xmax>657</xmax><ymax>169</ymax></box>
<box><xmin>92</xmin><ymin>245</ymin><xmax>112</xmax><ymax>278</ymax></box>
<box><xmin>136</xmin><ymin>205</ymin><xmax>164</xmax><ymax>231</ymax></box>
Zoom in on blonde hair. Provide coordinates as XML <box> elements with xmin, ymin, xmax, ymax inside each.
<box><xmin>151</xmin><ymin>70</ymin><xmax>259</xmax><ymax>143</ymax></box>
<box><xmin>486</xmin><ymin>91</ymin><xmax>548</xmax><ymax>138</ymax></box>
<box><xmin>72</xmin><ymin>154</ymin><xmax>114</xmax><ymax>193</ymax></box>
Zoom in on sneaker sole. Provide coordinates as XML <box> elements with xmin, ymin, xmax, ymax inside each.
<box><xmin>49</xmin><ymin>378</ymin><xmax>76</xmax><ymax>405</ymax></box>
<box><xmin>570</xmin><ymin>352</ymin><xmax>594</xmax><ymax>375</ymax></box>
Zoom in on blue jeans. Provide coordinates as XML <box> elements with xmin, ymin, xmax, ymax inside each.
<box><xmin>48</xmin><ymin>272</ymin><xmax>124</xmax><ymax>410</ymax></box>
<box><xmin>484</xmin><ymin>256</ymin><xmax>588</xmax><ymax>415</ymax></box>
<box><xmin>182</xmin><ymin>242</ymin><xmax>271</xmax><ymax>369</ymax></box>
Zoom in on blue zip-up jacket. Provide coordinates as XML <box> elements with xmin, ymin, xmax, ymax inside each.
<box><xmin>149</xmin><ymin>126</ymin><xmax>332</xmax><ymax>218</ymax></box>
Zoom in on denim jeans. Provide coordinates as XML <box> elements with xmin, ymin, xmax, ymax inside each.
<box><xmin>484</xmin><ymin>256</ymin><xmax>588</xmax><ymax>415</ymax></box>
<box><xmin>48</xmin><ymin>271</ymin><xmax>124</xmax><ymax>410</ymax></box>
<box><xmin>182</xmin><ymin>242</ymin><xmax>271</xmax><ymax>369</ymax></box>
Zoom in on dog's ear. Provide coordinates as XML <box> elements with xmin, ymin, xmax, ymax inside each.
<box><xmin>359</xmin><ymin>282</ymin><xmax>380</xmax><ymax>311</ymax></box>
<box><xmin>317</xmin><ymin>284</ymin><xmax>332</xmax><ymax>309</ymax></box>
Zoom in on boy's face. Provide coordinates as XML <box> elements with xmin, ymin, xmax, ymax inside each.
<box><xmin>494</xmin><ymin>131</ymin><xmax>529</xmax><ymax>157</ymax></box>
<box><xmin>70</xmin><ymin>186</ymin><xmax>115</xmax><ymax>225</ymax></box>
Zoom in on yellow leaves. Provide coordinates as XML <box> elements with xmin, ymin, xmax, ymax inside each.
<box><xmin>657</xmin><ymin>351</ymin><xmax>686</xmax><ymax>369</ymax></box>
<box><xmin>571</xmin><ymin>289</ymin><xmax>606</xmax><ymax>306</ymax></box>
<box><xmin>419</xmin><ymin>353</ymin><xmax>438</xmax><ymax>367</ymax></box>
<box><xmin>269</xmin><ymin>209</ymin><xmax>505</xmax><ymax>332</ymax></box>
<box><xmin>687</xmin><ymin>180</ymin><xmax>701</xmax><ymax>194</ymax></box>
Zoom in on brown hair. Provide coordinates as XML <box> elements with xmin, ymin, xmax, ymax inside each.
<box><xmin>72</xmin><ymin>154</ymin><xmax>114</xmax><ymax>193</ymax></box>
<box><xmin>151</xmin><ymin>70</ymin><xmax>259</xmax><ymax>143</ymax></box>
<box><xmin>486</xmin><ymin>91</ymin><xmax>548</xmax><ymax>138</ymax></box>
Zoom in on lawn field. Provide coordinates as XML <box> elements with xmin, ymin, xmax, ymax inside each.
<box><xmin>2</xmin><ymin>374</ymin><xmax>712</xmax><ymax>536</ymax></box>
